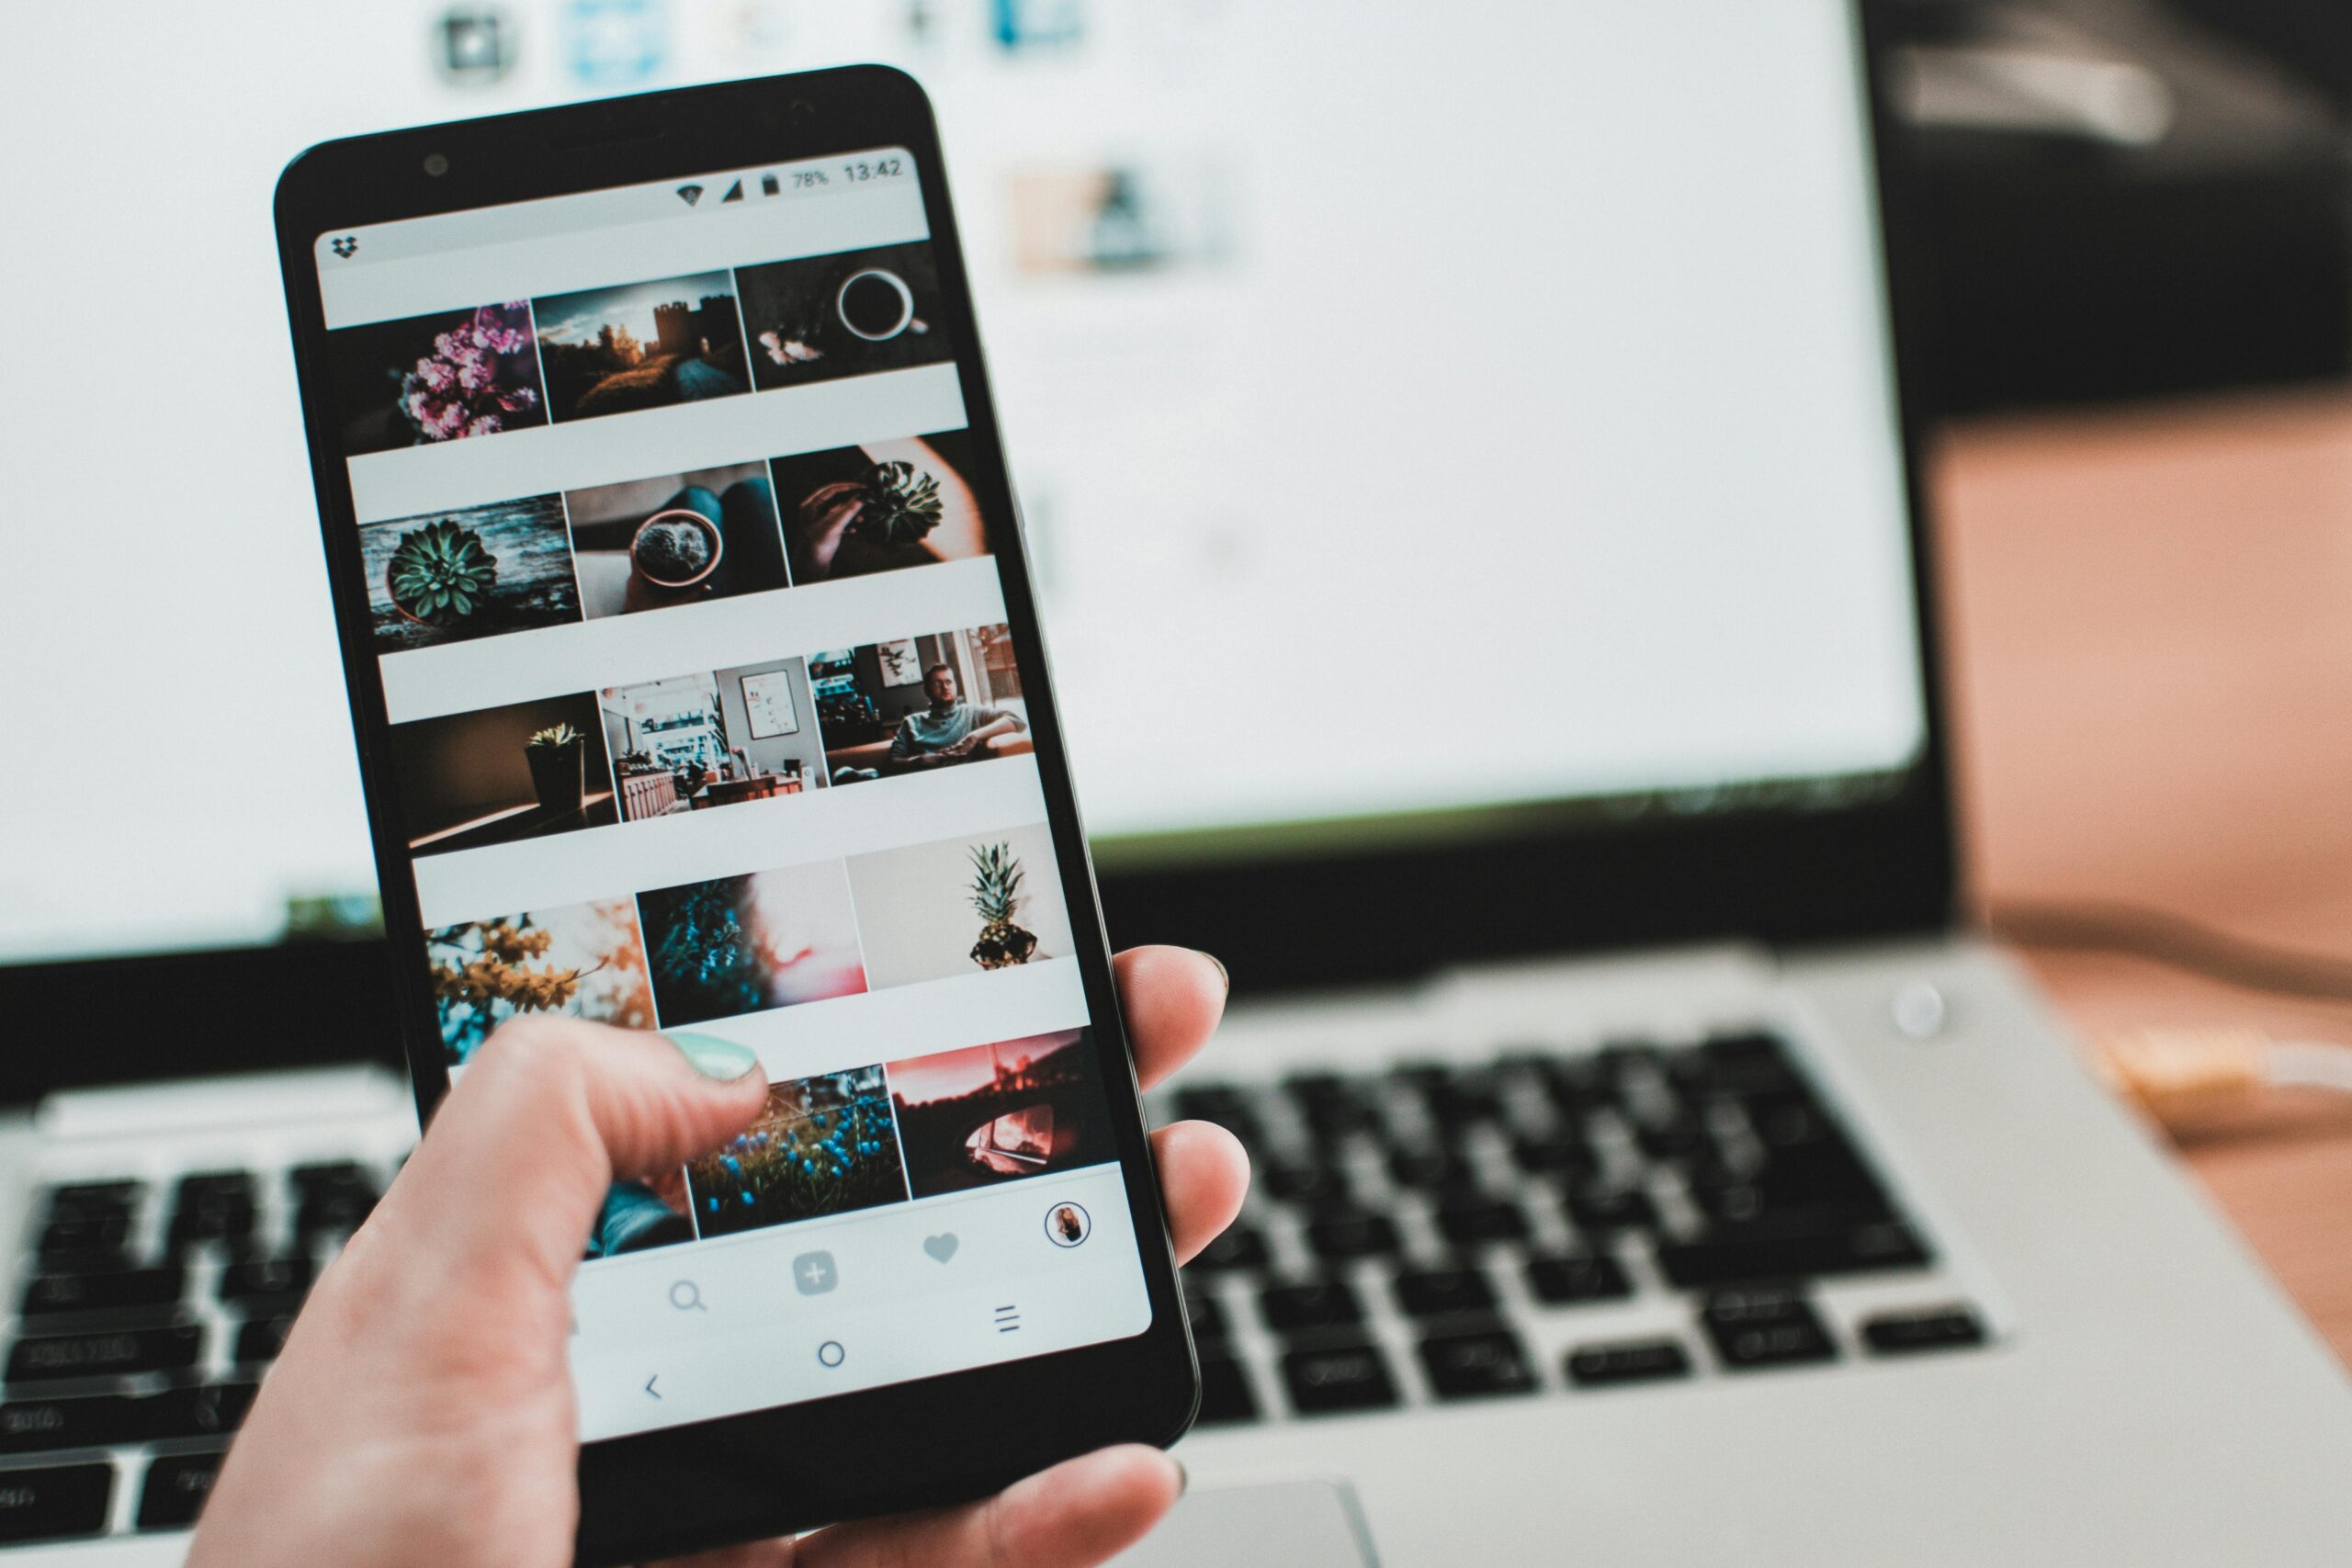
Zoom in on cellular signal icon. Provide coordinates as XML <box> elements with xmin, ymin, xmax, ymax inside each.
<box><xmin>676</xmin><ymin>184</ymin><xmax>704</xmax><ymax>208</ymax></box>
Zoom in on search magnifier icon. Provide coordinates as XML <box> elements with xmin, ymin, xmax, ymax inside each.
<box><xmin>669</xmin><ymin>1280</ymin><xmax>706</xmax><ymax>1312</ymax></box>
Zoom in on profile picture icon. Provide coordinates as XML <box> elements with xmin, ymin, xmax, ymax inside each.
<box><xmin>1045</xmin><ymin>1201</ymin><xmax>1091</xmax><ymax>1247</ymax></box>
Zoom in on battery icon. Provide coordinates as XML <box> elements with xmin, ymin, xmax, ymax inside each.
<box><xmin>761</xmin><ymin>173</ymin><xmax>780</xmax><ymax>197</ymax></box>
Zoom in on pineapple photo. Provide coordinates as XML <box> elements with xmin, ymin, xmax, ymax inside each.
<box><xmin>967</xmin><ymin>841</ymin><xmax>1039</xmax><ymax>969</ymax></box>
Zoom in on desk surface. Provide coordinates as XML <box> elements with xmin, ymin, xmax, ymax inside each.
<box><xmin>1934</xmin><ymin>388</ymin><xmax>2352</xmax><ymax>1364</ymax></box>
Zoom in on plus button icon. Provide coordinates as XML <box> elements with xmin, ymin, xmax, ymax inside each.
<box><xmin>793</xmin><ymin>1251</ymin><xmax>838</xmax><ymax>1296</ymax></box>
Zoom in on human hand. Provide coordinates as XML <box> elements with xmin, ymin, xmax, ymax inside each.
<box><xmin>796</xmin><ymin>481</ymin><xmax>865</xmax><ymax>576</ymax></box>
<box><xmin>188</xmin><ymin>946</ymin><xmax>1243</xmax><ymax>1568</ymax></box>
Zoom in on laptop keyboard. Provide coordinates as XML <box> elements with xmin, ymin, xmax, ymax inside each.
<box><xmin>0</xmin><ymin>1029</ymin><xmax>1984</xmax><ymax>1541</ymax></box>
<box><xmin>0</xmin><ymin>1161</ymin><xmax>384</xmax><ymax>1543</ymax></box>
<box><xmin>1154</xmin><ymin>1030</ymin><xmax>1991</xmax><ymax>1426</ymax></box>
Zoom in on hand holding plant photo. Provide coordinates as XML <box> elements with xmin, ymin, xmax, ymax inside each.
<box><xmin>846</xmin><ymin>459</ymin><xmax>944</xmax><ymax>548</ymax></box>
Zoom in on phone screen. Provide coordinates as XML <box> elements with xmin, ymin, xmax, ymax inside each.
<box><xmin>307</xmin><ymin>148</ymin><xmax>1151</xmax><ymax>1441</ymax></box>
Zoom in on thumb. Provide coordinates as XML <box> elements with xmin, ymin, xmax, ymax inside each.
<box><xmin>379</xmin><ymin>1018</ymin><xmax>767</xmax><ymax>1293</ymax></box>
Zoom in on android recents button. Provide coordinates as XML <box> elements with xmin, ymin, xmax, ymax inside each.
<box><xmin>816</xmin><ymin>1340</ymin><xmax>845</xmax><ymax>1369</ymax></box>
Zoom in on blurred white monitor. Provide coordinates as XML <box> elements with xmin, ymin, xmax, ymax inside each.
<box><xmin>0</xmin><ymin>0</ymin><xmax>1919</xmax><ymax>959</ymax></box>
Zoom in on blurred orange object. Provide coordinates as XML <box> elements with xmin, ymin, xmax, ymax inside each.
<box><xmin>1936</xmin><ymin>387</ymin><xmax>2352</xmax><ymax>1365</ymax></box>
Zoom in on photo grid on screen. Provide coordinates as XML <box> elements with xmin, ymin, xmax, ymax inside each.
<box><xmin>326</xmin><ymin>176</ymin><xmax>1123</xmax><ymax>1264</ymax></box>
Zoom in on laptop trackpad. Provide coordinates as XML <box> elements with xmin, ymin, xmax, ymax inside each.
<box><xmin>1111</xmin><ymin>1479</ymin><xmax>1376</xmax><ymax>1567</ymax></box>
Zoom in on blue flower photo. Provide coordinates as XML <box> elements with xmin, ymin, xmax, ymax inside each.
<box><xmin>684</xmin><ymin>1065</ymin><xmax>909</xmax><ymax>1236</ymax></box>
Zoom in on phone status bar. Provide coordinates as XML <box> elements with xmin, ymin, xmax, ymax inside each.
<box><xmin>314</xmin><ymin>146</ymin><xmax>915</xmax><ymax>270</ymax></box>
<box><xmin>674</xmin><ymin>152</ymin><xmax>910</xmax><ymax>212</ymax></box>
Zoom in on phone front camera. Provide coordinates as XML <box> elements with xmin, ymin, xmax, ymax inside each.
<box><xmin>423</xmin><ymin>152</ymin><xmax>451</xmax><ymax>176</ymax></box>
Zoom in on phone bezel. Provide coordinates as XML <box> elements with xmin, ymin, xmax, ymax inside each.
<box><xmin>273</xmin><ymin>65</ymin><xmax>1197</xmax><ymax>1564</ymax></box>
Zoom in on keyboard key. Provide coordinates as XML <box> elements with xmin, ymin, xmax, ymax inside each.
<box><xmin>41</xmin><ymin>1185</ymin><xmax>141</xmax><ymax>1250</ymax></box>
<box><xmin>1509</xmin><ymin>1130</ymin><xmax>1593</xmax><ymax>1177</ymax></box>
<box><xmin>1283</xmin><ymin>1074</ymin><xmax>1378</xmax><ymax>1140</ymax></box>
<box><xmin>1540</xmin><ymin>1055</ymin><xmax>1614</xmax><ymax>1115</ymax></box>
<box><xmin>218</xmin><ymin>1253</ymin><xmax>312</xmax><ymax>1305</ymax></box>
<box><xmin>1421</xmin><ymin>1069</ymin><xmax>1504</xmax><ymax>1129</ymax></box>
<box><xmin>1716</xmin><ymin>1145</ymin><xmax>1887</xmax><ymax>1212</ymax></box>
<box><xmin>1524</xmin><ymin>1252</ymin><xmax>1632</xmax><ymax>1305</ymax></box>
<box><xmin>0</xmin><ymin>1393</ymin><xmax>146</xmax><ymax>1454</ymax></box>
<box><xmin>290</xmin><ymin>1166</ymin><xmax>378</xmax><ymax>1241</ymax></box>
<box><xmin>1385</xmin><ymin>1145</ymin><xmax>1471</xmax><ymax>1190</ymax></box>
<box><xmin>1263</xmin><ymin>1157</ymin><xmax>1350</xmax><ymax>1209</ymax></box>
<box><xmin>1564</xmin><ymin>1180</ymin><xmax>1657</xmax><ymax>1235</ymax></box>
<box><xmin>1169</xmin><ymin>1086</ymin><xmax>1263</xmax><ymax>1142</ymax></box>
<box><xmin>1196</xmin><ymin>1355</ymin><xmax>1259</xmax><ymax>1426</ymax></box>
<box><xmin>20</xmin><ymin>1265</ymin><xmax>184</xmax><ymax>1320</ymax></box>
<box><xmin>7</xmin><ymin>1322</ymin><xmax>202</xmax><ymax>1384</ymax></box>
<box><xmin>1419</xmin><ymin>1327</ymin><xmax>1537</xmax><ymax>1400</ymax></box>
<box><xmin>1698</xmin><ymin>1032</ymin><xmax>1804</xmax><ymax>1097</ymax></box>
<box><xmin>143</xmin><ymin>1382</ymin><xmax>257</xmax><ymax>1442</ymax></box>
<box><xmin>233</xmin><ymin>1315</ymin><xmax>295</xmax><ymax>1366</ymax></box>
<box><xmin>1744</xmin><ymin>1090</ymin><xmax>1847</xmax><ymax>1153</ymax></box>
<box><xmin>1701</xmin><ymin>1287</ymin><xmax>1838</xmax><ymax>1370</ymax></box>
<box><xmin>1187</xmin><ymin>1224</ymin><xmax>1268</xmax><ymax>1273</ymax></box>
<box><xmin>1305</xmin><ymin>1209</ymin><xmax>1399</xmax><ymax>1261</ymax></box>
<box><xmin>0</xmin><ymin>1461</ymin><xmax>112</xmax><ymax>1542</ymax></box>
<box><xmin>1633</xmin><ymin>1111</ymin><xmax>1707</xmax><ymax>1160</ymax></box>
<box><xmin>1656</xmin><ymin>1218</ymin><xmax>1929</xmax><ymax>1290</ymax></box>
<box><xmin>1862</xmin><ymin>1306</ymin><xmax>1986</xmax><ymax>1356</ymax></box>
<box><xmin>288</xmin><ymin>1160</ymin><xmax>373</xmax><ymax>1191</ymax></box>
<box><xmin>37</xmin><ymin>1213</ymin><xmax>130</xmax><ymax>1262</ymax></box>
<box><xmin>1282</xmin><ymin>1342</ymin><xmax>1399</xmax><ymax>1416</ymax></box>
<box><xmin>1433</xmin><ymin>1194</ymin><xmax>1527</xmax><ymax>1246</ymax></box>
<box><xmin>1259</xmin><ymin>1280</ymin><xmax>1363</xmax><ymax>1335</ymax></box>
<box><xmin>1566</xmin><ymin>1338</ymin><xmax>1693</xmax><ymax>1387</ymax></box>
<box><xmin>46</xmin><ymin>1182</ymin><xmax>141</xmax><ymax>1213</ymax></box>
<box><xmin>1392</xmin><ymin>1266</ymin><xmax>1497</xmax><ymax>1319</ymax></box>
<box><xmin>168</xmin><ymin>1173</ymin><xmax>256</xmax><ymax>1250</ymax></box>
<box><xmin>138</xmin><ymin>1450</ymin><xmax>224</xmax><ymax>1530</ymax></box>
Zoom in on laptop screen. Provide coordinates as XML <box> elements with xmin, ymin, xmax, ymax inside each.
<box><xmin>0</xmin><ymin>1</ymin><xmax>1921</xmax><ymax>960</ymax></box>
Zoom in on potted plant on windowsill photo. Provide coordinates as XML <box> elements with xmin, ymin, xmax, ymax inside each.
<box><xmin>968</xmin><ymin>841</ymin><xmax>1038</xmax><ymax>970</ymax></box>
<box><xmin>387</xmin><ymin>518</ymin><xmax>499</xmax><ymax>626</ymax></box>
<box><xmin>525</xmin><ymin>724</ymin><xmax>587</xmax><ymax>815</ymax></box>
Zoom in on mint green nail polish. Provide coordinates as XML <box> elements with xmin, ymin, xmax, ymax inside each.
<box><xmin>666</xmin><ymin>1032</ymin><xmax>762</xmax><ymax>1081</ymax></box>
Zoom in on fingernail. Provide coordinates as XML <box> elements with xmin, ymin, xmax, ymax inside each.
<box><xmin>1174</xmin><ymin>1458</ymin><xmax>1189</xmax><ymax>1496</ymax></box>
<box><xmin>1197</xmin><ymin>950</ymin><xmax>1229</xmax><ymax>994</ymax></box>
<box><xmin>665</xmin><ymin>1032</ymin><xmax>762</xmax><ymax>1081</ymax></box>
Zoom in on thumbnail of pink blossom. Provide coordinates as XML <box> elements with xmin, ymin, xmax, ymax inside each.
<box><xmin>398</xmin><ymin>303</ymin><xmax>541</xmax><ymax>444</ymax></box>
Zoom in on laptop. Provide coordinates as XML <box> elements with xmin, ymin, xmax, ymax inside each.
<box><xmin>3</xmin><ymin>1</ymin><xmax>2350</xmax><ymax>1562</ymax></box>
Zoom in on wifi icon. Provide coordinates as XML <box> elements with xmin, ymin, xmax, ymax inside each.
<box><xmin>676</xmin><ymin>184</ymin><xmax>704</xmax><ymax>208</ymax></box>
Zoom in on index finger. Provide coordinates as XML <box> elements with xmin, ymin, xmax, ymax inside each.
<box><xmin>1114</xmin><ymin>945</ymin><xmax>1227</xmax><ymax>1091</ymax></box>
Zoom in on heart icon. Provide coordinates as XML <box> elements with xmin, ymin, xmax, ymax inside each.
<box><xmin>923</xmin><ymin>1234</ymin><xmax>958</xmax><ymax>1263</ymax></box>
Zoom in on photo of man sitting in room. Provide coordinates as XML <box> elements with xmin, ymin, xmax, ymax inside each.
<box><xmin>893</xmin><ymin>660</ymin><xmax>1025</xmax><ymax>770</ymax></box>
<box><xmin>815</xmin><ymin>626</ymin><xmax>1030</xmax><ymax>785</ymax></box>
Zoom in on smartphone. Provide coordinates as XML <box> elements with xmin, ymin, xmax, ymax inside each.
<box><xmin>273</xmin><ymin>67</ymin><xmax>1196</xmax><ymax>1563</ymax></box>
